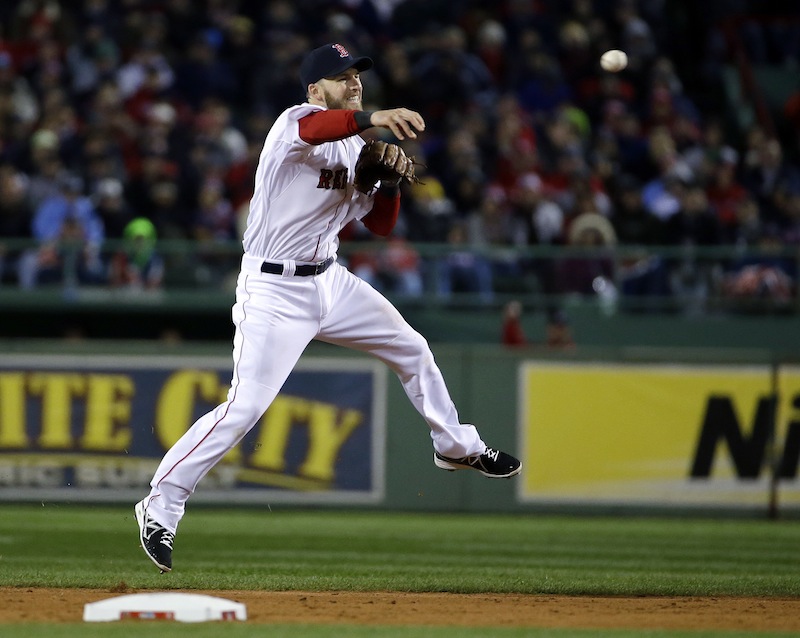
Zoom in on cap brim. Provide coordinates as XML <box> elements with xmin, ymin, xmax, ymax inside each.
<box><xmin>322</xmin><ymin>56</ymin><xmax>373</xmax><ymax>80</ymax></box>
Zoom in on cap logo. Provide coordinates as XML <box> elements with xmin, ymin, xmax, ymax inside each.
<box><xmin>332</xmin><ymin>43</ymin><xmax>349</xmax><ymax>58</ymax></box>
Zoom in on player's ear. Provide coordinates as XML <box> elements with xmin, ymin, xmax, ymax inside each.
<box><xmin>308</xmin><ymin>82</ymin><xmax>323</xmax><ymax>104</ymax></box>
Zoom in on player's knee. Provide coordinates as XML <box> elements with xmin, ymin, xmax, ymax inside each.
<box><xmin>397</xmin><ymin>330</ymin><xmax>438</xmax><ymax>368</ymax></box>
<box><xmin>229</xmin><ymin>382</ymin><xmax>277</xmax><ymax>425</ymax></box>
<box><xmin>399</xmin><ymin>328</ymin><xmax>430</xmax><ymax>355</ymax></box>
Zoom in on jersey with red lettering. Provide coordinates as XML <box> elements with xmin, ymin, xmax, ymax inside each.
<box><xmin>242</xmin><ymin>104</ymin><xmax>373</xmax><ymax>262</ymax></box>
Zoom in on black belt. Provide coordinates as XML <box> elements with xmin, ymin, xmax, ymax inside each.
<box><xmin>260</xmin><ymin>256</ymin><xmax>334</xmax><ymax>276</ymax></box>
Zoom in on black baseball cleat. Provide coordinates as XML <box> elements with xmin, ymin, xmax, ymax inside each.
<box><xmin>134</xmin><ymin>499</ymin><xmax>174</xmax><ymax>573</ymax></box>
<box><xmin>434</xmin><ymin>446</ymin><xmax>522</xmax><ymax>478</ymax></box>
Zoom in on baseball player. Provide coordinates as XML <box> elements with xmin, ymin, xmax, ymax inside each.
<box><xmin>135</xmin><ymin>43</ymin><xmax>521</xmax><ymax>573</ymax></box>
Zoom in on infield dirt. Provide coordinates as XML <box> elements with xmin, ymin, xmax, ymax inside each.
<box><xmin>2</xmin><ymin>587</ymin><xmax>800</xmax><ymax>631</ymax></box>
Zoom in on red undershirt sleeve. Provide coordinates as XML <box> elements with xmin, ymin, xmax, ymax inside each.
<box><xmin>298</xmin><ymin>110</ymin><xmax>373</xmax><ymax>144</ymax></box>
<box><xmin>299</xmin><ymin>108</ymin><xmax>397</xmax><ymax>233</ymax></box>
<box><xmin>362</xmin><ymin>186</ymin><xmax>400</xmax><ymax>236</ymax></box>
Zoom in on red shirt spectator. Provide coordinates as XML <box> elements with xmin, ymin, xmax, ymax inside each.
<box><xmin>706</xmin><ymin>159</ymin><xmax>748</xmax><ymax>228</ymax></box>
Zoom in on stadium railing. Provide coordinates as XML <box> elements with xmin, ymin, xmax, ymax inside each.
<box><xmin>0</xmin><ymin>238</ymin><xmax>797</xmax><ymax>317</ymax></box>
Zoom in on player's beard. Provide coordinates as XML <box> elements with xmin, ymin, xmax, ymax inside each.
<box><xmin>322</xmin><ymin>88</ymin><xmax>362</xmax><ymax>111</ymax></box>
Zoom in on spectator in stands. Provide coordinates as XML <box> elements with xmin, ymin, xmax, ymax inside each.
<box><xmin>65</xmin><ymin>19</ymin><xmax>119</xmax><ymax>102</ymax></box>
<box><xmin>663</xmin><ymin>185</ymin><xmax>722</xmax><ymax>247</ymax></box>
<box><xmin>92</xmin><ymin>177</ymin><xmax>132</xmax><ymax>239</ymax></box>
<box><xmin>617</xmin><ymin>10</ymin><xmax>658</xmax><ymax>79</ymax></box>
<box><xmin>742</xmin><ymin>136</ymin><xmax>800</xmax><ymax>227</ymax></box>
<box><xmin>192</xmin><ymin>100</ymin><xmax>248</xmax><ymax>172</ymax></box>
<box><xmin>556</xmin><ymin>20</ymin><xmax>595</xmax><ymax>88</ymax></box>
<box><xmin>536</xmin><ymin>111</ymin><xmax>584</xmax><ymax>185</ymax></box>
<box><xmin>0</xmin><ymin>162</ymin><xmax>31</xmax><ymax>284</ymax></box>
<box><xmin>217</xmin><ymin>14</ymin><xmax>261</xmax><ymax>111</ymax></box>
<box><xmin>640</xmin><ymin>128</ymin><xmax>694</xmax><ymax>221</ymax></box>
<box><xmin>512</xmin><ymin>172</ymin><xmax>564</xmax><ymax>245</ymax></box>
<box><xmin>404</xmin><ymin>174</ymin><xmax>455</xmax><ymax>244</ymax></box>
<box><xmin>376</xmin><ymin>236</ymin><xmax>424</xmax><ymax>298</ymax></box>
<box><xmin>116</xmin><ymin>41</ymin><xmax>174</xmax><ymax>104</ymax></box>
<box><xmin>436</xmin><ymin>221</ymin><xmax>494</xmax><ymax>303</ymax></box>
<box><xmin>515</xmin><ymin>51</ymin><xmax>572</xmax><ymax>118</ymax></box>
<box><xmin>610</xmin><ymin>173</ymin><xmax>664</xmax><ymax>245</ymax></box>
<box><xmin>80</xmin><ymin>126</ymin><xmax>128</xmax><ymax>194</ymax></box>
<box><xmin>466</xmin><ymin>184</ymin><xmax>527</xmax><ymax>291</ymax></box>
<box><xmin>190</xmin><ymin>175</ymin><xmax>237</xmax><ymax>284</ymax></box>
<box><xmin>559</xmin><ymin>169</ymin><xmax>613</xmax><ymax>223</ymax></box>
<box><xmin>0</xmin><ymin>49</ymin><xmax>39</xmax><ymax>150</ymax></box>
<box><xmin>681</xmin><ymin>118</ymin><xmax>737</xmax><ymax>183</ymax></box>
<box><xmin>411</xmin><ymin>25</ymin><xmax>496</xmax><ymax>132</ymax></box>
<box><xmin>377</xmin><ymin>42</ymin><xmax>424</xmax><ymax>121</ymax></box>
<box><xmin>554</xmin><ymin>210</ymin><xmax>617</xmax><ymax>299</ymax></box>
<box><xmin>663</xmin><ymin>185</ymin><xmax>724</xmax><ymax>312</ymax></box>
<box><xmin>476</xmin><ymin>19</ymin><xmax>510</xmax><ymax>89</ymax></box>
<box><xmin>24</xmin><ymin>129</ymin><xmax>62</xmax><ymax>206</ymax></box>
<box><xmin>171</xmin><ymin>31</ymin><xmax>236</xmax><ymax>111</ymax></box>
<box><xmin>599</xmin><ymin>101</ymin><xmax>649</xmax><ymax>180</ymax></box>
<box><xmin>109</xmin><ymin>217</ymin><xmax>164</xmax><ymax>291</ymax></box>
<box><xmin>125</xmin><ymin>151</ymin><xmax>188</xmax><ymax>238</ymax></box>
<box><xmin>610</xmin><ymin>175</ymin><xmax>671</xmax><ymax>307</ymax></box>
<box><xmin>192</xmin><ymin>177</ymin><xmax>236</xmax><ymax>242</ymax></box>
<box><xmin>81</xmin><ymin>79</ymin><xmax>139</xmax><ymax>172</ymax></box>
<box><xmin>19</xmin><ymin>173</ymin><xmax>105</xmax><ymax>289</ymax></box>
<box><xmin>134</xmin><ymin>101</ymin><xmax>182</xmax><ymax>160</ymax></box>
<box><xmin>706</xmin><ymin>152</ymin><xmax>749</xmax><ymax>237</ymax></box>
<box><xmin>492</xmin><ymin>94</ymin><xmax>539</xmax><ymax>190</ymax></box>
<box><xmin>468</xmin><ymin>184</ymin><xmax>525</xmax><ymax>248</ymax></box>
<box><xmin>509</xmin><ymin>171</ymin><xmax>564</xmax><ymax>298</ymax></box>
<box><xmin>780</xmin><ymin>192</ymin><xmax>800</xmax><ymax>245</ymax></box>
<box><xmin>437</xmin><ymin>129</ymin><xmax>487</xmax><ymax>216</ymax></box>
<box><xmin>723</xmin><ymin>227</ymin><xmax>796</xmax><ymax>309</ymax></box>
<box><xmin>727</xmin><ymin>196</ymin><xmax>764</xmax><ymax>247</ymax></box>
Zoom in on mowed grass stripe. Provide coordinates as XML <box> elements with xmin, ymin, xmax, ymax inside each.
<box><xmin>0</xmin><ymin>506</ymin><xmax>798</xmax><ymax>596</ymax></box>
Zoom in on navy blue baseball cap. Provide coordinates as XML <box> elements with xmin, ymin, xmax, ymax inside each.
<box><xmin>300</xmin><ymin>43</ymin><xmax>373</xmax><ymax>88</ymax></box>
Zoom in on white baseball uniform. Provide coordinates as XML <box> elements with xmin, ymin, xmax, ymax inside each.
<box><xmin>143</xmin><ymin>103</ymin><xmax>486</xmax><ymax>532</ymax></box>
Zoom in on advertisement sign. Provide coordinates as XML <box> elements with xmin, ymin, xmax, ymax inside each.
<box><xmin>519</xmin><ymin>362</ymin><xmax>800</xmax><ymax>507</ymax></box>
<box><xmin>0</xmin><ymin>355</ymin><xmax>386</xmax><ymax>504</ymax></box>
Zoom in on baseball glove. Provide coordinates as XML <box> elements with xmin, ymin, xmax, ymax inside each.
<box><xmin>353</xmin><ymin>140</ymin><xmax>419</xmax><ymax>194</ymax></box>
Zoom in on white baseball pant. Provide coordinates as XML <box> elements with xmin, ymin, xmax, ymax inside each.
<box><xmin>144</xmin><ymin>256</ymin><xmax>485</xmax><ymax>531</ymax></box>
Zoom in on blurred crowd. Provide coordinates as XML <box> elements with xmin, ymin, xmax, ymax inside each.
<box><xmin>1</xmin><ymin>0</ymin><xmax>799</xmax><ymax>310</ymax></box>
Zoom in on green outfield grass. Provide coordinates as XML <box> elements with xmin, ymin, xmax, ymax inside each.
<box><xmin>0</xmin><ymin>505</ymin><xmax>798</xmax><ymax>595</ymax></box>
<box><xmin>1</xmin><ymin>505</ymin><xmax>799</xmax><ymax>637</ymax></box>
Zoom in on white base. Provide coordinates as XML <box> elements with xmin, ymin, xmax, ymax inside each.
<box><xmin>83</xmin><ymin>592</ymin><xmax>247</xmax><ymax>623</ymax></box>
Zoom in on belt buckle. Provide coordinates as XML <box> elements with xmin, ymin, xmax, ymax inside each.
<box><xmin>315</xmin><ymin>258</ymin><xmax>329</xmax><ymax>275</ymax></box>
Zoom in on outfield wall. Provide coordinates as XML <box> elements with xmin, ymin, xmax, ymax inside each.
<box><xmin>0</xmin><ymin>340</ymin><xmax>797</xmax><ymax>516</ymax></box>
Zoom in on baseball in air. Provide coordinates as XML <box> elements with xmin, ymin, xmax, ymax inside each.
<box><xmin>600</xmin><ymin>49</ymin><xmax>628</xmax><ymax>72</ymax></box>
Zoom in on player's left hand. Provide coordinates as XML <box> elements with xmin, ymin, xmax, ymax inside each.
<box><xmin>353</xmin><ymin>140</ymin><xmax>419</xmax><ymax>194</ymax></box>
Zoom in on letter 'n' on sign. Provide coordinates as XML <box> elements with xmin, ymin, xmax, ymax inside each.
<box><xmin>690</xmin><ymin>395</ymin><xmax>775</xmax><ymax>479</ymax></box>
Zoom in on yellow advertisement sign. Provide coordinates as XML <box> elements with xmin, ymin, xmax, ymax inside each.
<box><xmin>520</xmin><ymin>363</ymin><xmax>800</xmax><ymax>507</ymax></box>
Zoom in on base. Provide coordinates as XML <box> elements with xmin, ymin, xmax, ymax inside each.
<box><xmin>83</xmin><ymin>592</ymin><xmax>247</xmax><ymax>623</ymax></box>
